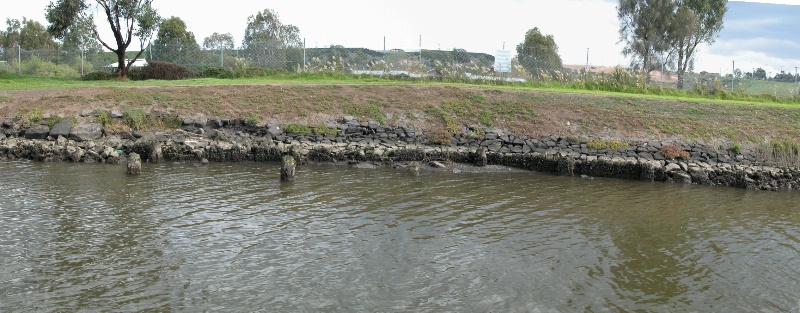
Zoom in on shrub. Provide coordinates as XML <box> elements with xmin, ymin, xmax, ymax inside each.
<box><xmin>131</xmin><ymin>61</ymin><xmax>189</xmax><ymax>80</ymax></box>
<box><xmin>25</xmin><ymin>107</ymin><xmax>44</xmax><ymax>125</ymax></box>
<box><xmin>661</xmin><ymin>144</ymin><xmax>690</xmax><ymax>160</ymax></box>
<box><xmin>122</xmin><ymin>107</ymin><xmax>148</xmax><ymax>131</ymax></box>
<box><xmin>427</xmin><ymin>127</ymin><xmax>452</xmax><ymax>145</ymax></box>
<box><xmin>201</xmin><ymin>67</ymin><xmax>234</xmax><ymax>79</ymax></box>
<box><xmin>730</xmin><ymin>143</ymin><xmax>743</xmax><ymax>155</ymax></box>
<box><xmin>95</xmin><ymin>110</ymin><xmax>110</xmax><ymax>126</ymax></box>
<box><xmin>82</xmin><ymin>71</ymin><xmax>116</xmax><ymax>81</ymax></box>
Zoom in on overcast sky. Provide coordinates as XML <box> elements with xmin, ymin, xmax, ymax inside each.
<box><xmin>2</xmin><ymin>0</ymin><xmax>798</xmax><ymax>75</ymax></box>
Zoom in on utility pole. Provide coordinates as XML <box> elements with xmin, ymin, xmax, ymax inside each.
<box><xmin>419</xmin><ymin>35</ymin><xmax>422</xmax><ymax>65</ymax></box>
<box><xmin>795</xmin><ymin>66</ymin><xmax>798</xmax><ymax>98</ymax></box>
<box><xmin>585</xmin><ymin>48</ymin><xmax>589</xmax><ymax>81</ymax></box>
<box><xmin>732</xmin><ymin>60</ymin><xmax>735</xmax><ymax>93</ymax></box>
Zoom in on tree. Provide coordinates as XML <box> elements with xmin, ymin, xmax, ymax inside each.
<box><xmin>46</xmin><ymin>0</ymin><xmax>161</xmax><ymax>79</ymax></box>
<box><xmin>617</xmin><ymin>0</ymin><xmax>675</xmax><ymax>82</ymax></box>
<box><xmin>242</xmin><ymin>8</ymin><xmax>301</xmax><ymax>69</ymax></box>
<box><xmin>753</xmin><ymin>67</ymin><xmax>766</xmax><ymax>80</ymax></box>
<box><xmin>516</xmin><ymin>27</ymin><xmax>563</xmax><ymax>78</ymax></box>
<box><xmin>1</xmin><ymin>18</ymin><xmax>58</xmax><ymax>53</ymax></box>
<box><xmin>151</xmin><ymin>16</ymin><xmax>199</xmax><ymax>65</ymax></box>
<box><xmin>203</xmin><ymin>32</ymin><xmax>234</xmax><ymax>51</ymax></box>
<box><xmin>669</xmin><ymin>0</ymin><xmax>727</xmax><ymax>89</ymax></box>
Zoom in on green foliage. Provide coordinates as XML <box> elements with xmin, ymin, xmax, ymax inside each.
<box><xmin>201</xmin><ymin>67</ymin><xmax>234</xmax><ymax>79</ymax></box>
<box><xmin>478</xmin><ymin>109</ymin><xmax>495</xmax><ymax>127</ymax></box>
<box><xmin>45</xmin><ymin>115</ymin><xmax>62</xmax><ymax>127</ymax></box>
<box><xmin>131</xmin><ymin>61</ymin><xmax>189</xmax><ymax>80</ymax></box>
<box><xmin>242</xmin><ymin>8</ymin><xmax>302</xmax><ymax>70</ymax></box>
<box><xmin>95</xmin><ymin>110</ymin><xmax>110</xmax><ymax>126</ymax></box>
<box><xmin>46</xmin><ymin>0</ymin><xmax>161</xmax><ymax>79</ymax></box>
<box><xmin>25</xmin><ymin>107</ymin><xmax>44</xmax><ymax>125</ymax></box>
<box><xmin>152</xmin><ymin>16</ymin><xmax>201</xmax><ymax>65</ymax></box>
<box><xmin>17</xmin><ymin>56</ymin><xmax>79</xmax><ymax>77</ymax></box>
<box><xmin>313</xmin><ymin>125</ymin><xmax>339</xmax><ymax>136</ymax></box>
<box><xmin>1</xmin><ymin>18</ymin><xmax>58</xmax><ymax>52</ymax></box>
<box><xmin>618</xmin><ymin>0</ymin><xmax>674</xmax><ymax>76</ymax></box>
<box><xmin>660</xmin><ymin>144</ymin><xmax>691</xmax><ymax>160</ymax></box>
<box><xmin>246</xmin><ymin>113</ymin><xmax>260</xmax><ymax>126</ymax></box>
<box><xmin>516</xmin><ymin>27</ymin><xmax>563</xmax><ymax>78</ymax></box>
<box><xmin>730</xmin><ymin>143</ymin><xmax>742</xmax><ymax>154</ymax></box>
<box><xmin>122</xmin><ymin>107</ymin><xmax>148</xmax><ymax>131</ymax></box>
<box><xmin>284</xmin><ymin>123</ymin><xmax>311</xmax><ymax>135</ymax></box>
<box><xmin>203</xmin><ymin>32</ymin><xmax>235</xmax><ymax>50</ymax></box>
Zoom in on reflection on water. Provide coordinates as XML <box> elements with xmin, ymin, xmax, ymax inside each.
<box><xmin>1</xmin><ymin>160</ymin><xmax>799</xmax><ymax>312</ymax></box>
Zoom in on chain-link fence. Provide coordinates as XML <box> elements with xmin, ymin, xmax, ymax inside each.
<box><xmin>2</xmin><ymin>42</ymin><xmax>797</xmax><ymax>99</ymax></box>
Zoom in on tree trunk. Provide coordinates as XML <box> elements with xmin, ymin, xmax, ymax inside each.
<box><xmin>116</xmin><ymin>52</ymin><xmax>127</xmax><ymax>79</ymax></box>
<box><xmin>676</xmin><ymin>48</ymin><xmax>686</xmax><ymax>90</ymax></box>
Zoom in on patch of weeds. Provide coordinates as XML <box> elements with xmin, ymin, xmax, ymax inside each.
<box><xmin>122</xmin><ymin>107</ymin><xmax>148</xmax><ymax>131</ymax></box>
<box><xmin>660</xmin><ymin>144</ymin><xmax>690</xmax><ymax>160</ymax></box>
<box><xmin>284</xmin><ymin>123</ymin><xmax>312</xmax><ymax>135</ymax></box>
<box><xmin>0</xmin><ymin>95</ymin><xmax>13</xmax><ymax>102</ymax></box>
<box><xmin>95</xmin><ymin>110</ymin><xmax>110</xmax><ymax>126</ymax></box>
<box><xmin>45</xmin><ymin>115</ymin><xmax>62</xmax><ymax>127</ymax></box>
<box><xmin>587</xmin><ymin>138</ymin><xmax>629</xmax><ymax>151</ymax></box>
<box><xmin>427</xmin><ymin>127</ymin><xmax>452</xmax><ymax>145</ymax></box>
<box><xmin>479</xmin><ymin>109</ymin><xmax>495</xmax><ymax>127</ymax></box>
<box><xmin>25</xmin><ymin>107</ymin><xmax>44</xmax><ymax>125</ymax></box>
<box><xmin>566</xmin><ymin>136</ymin><xmax>580</xmax><ymax>144</ymax></box>
<box><xmin>157</xmin><ymin>113</ymin><xmax>183</xmax><ymax>129</ymax></box>
<box><xmin>246</xmin><ymin>113</ymin><xmax>261</xmax><ymax>126</ymax></box>
<box><xmin>314</xmin><ymin>125</ymin><xmax>339</xmax><ymax>136</ymax></box>
<box><xmin>730</xmin><ymin>143</ymin><xmax>743</xmax><ymax>155</ymax></box>
<box><xmin>441</xmin><ymin>100</ymin><xmax>471</xmax><ymax>116</ymax></box>
<box><xmin>756</xmin><ymin>139</ymin><xmax>800</xmax><ymax>167</ymax></box>
<box><xmin>345</xmin><ymin>103</ymin><xmax>386</xmax><ymax>125</ymax></box>
<box><xmin>467</xmin><ymin>93</ymin><xmax>487</xmax><ymax>104</ymax></box>
<box><xmin>442</xmin><ymin>115</ymin><xmax>459</xmax><ymax>134</ymax></box>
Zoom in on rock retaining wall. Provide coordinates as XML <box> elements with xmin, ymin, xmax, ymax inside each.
<box><xmin>2</xmin><ymin>116</ymin><xmax>798</xmax><ymax>191</ymax></box>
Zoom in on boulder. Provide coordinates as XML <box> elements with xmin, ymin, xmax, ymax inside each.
<box><xmin>49</xmin><ymin>120</ymin><xmax>73</xmax><ymax>138</ymax></box>
<box><xmin>69</xmin><ymin>123</ymin><xmax>103</xmax><ymax>142</ymax></box>
<box><xmin>24</xmin><ymin>125</ymin><xmax>51</xmax><ymax>139</ymax></box>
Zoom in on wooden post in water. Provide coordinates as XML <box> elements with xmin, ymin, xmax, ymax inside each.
<box><xmin>150</xmin><ymin>141</ymin><xmax>163</xmax><ymax>163</ymax></box>
<box><xmin>475</xmin><ymin>147</ymin><xmax>487</xmax><ymax>167</ymax></box>
<box><xmin>281</xmin><ymin>155</ymin><xmax>296</xmax><ymax>181</ymax></box>
<box><xmin>127</xmin><ymin>153</ymin><xmax>142</xmax><ymax>175</ymax></box>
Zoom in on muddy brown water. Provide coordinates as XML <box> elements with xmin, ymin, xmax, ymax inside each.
<box><xmin>1</xmin><ymin>160</ymin><xmax>799</xmax><ymax>312</ymax></box>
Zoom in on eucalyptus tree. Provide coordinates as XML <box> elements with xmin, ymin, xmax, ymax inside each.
<box><xmin>515</xmin><ymin>27</ymin><xmax>563</xmax><ymax>78</ymax></box>
<box><xmin>241</xmin><ymin>8</ymin><xmax>301</xmax><ymax>70</ymax></box>
<box><xmin>669</xmin><ymin>0</ymin><xmax>727</xmax><ymax>89</ymax></box>
<box><xmin>617</xmin><ymin>0</ymin><xmax>676</xmax><ymax>82</ymax></box>
<box><xmin>46</xmin><ymin>0</ymin><xmax>161</xmax><ymax>79</ymax></box>
<box><xmin>152</xmin><ymin>16</ymin><xmax>199</xmax><ymax>65</ymax></box>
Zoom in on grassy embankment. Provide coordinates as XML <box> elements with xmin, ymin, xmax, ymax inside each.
<box><xmin>2</xmin><ymin>71</ymin><xmax>800</xmax><ymax>165</ymax></box>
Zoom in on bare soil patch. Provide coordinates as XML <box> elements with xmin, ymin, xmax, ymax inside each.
<box><xmin>2</xmin><ymin>83</ymin><xmax>799</xmax><ymax>141</ymax></box>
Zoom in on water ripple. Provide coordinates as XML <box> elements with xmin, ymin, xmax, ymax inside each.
<box><xmin>2</xmin><ymin>161</ymin><xmax>800</xmax><ymax>312</ymax></box>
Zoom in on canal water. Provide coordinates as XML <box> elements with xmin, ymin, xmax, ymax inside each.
<box><xmin>1</xmin><ymin>160</ymin><xmax>799</xmax><ymax>312</ymax></box>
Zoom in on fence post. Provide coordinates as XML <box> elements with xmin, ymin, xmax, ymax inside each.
<box><xmin>220</xmin><ymin>48</ymin><xmax>224</xmax><ymax>68</ymax></box>
<box><xmin>18</xmin><ymin>44</ymin><xmax>21</xmax><ymax>74</ymax></box>
<box><xmin>303</xmin><ymin>38</ymin><xmax>306</xmax><ymax>72</ymax></box>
